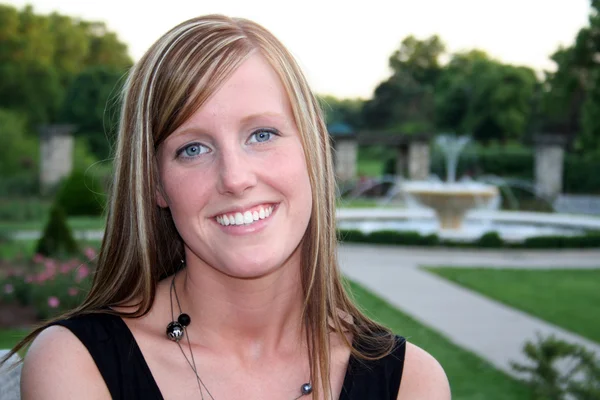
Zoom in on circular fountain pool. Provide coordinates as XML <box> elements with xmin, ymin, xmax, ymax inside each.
<box><xmin>337</xmin><ymin>208</ymin><xmax>600</xmax><ymax>243</ymax></box>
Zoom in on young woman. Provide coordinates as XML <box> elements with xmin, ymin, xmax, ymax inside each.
<box><xmin>14</xmin><ymin>15</ymin><xmax>450</xmax><ymax>399</ymax></box>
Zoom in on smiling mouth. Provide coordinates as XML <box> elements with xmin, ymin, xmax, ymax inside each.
<box><xmin>215</xmin><ymin>205</ymin><xmax>274</xmax><ymax>226</ymax></box>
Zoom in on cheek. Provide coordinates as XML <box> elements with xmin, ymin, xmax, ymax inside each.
<box><xmin>160</xmin><ymin>167</ymin><xmax>212</xmax><ymax>216</ymax></box>
<box><xmin>277</xmin><ymin>146</ymin><xmax>313</xmax><ymax>213</ymax></box>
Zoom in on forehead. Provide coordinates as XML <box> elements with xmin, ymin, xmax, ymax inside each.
<box><xmin>180</xmin><ymin>53</ymin><xmax>293</xmax><ymax>130</ymax></box>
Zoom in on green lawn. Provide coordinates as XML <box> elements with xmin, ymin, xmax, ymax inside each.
<box><xmin>424</xmin><ymin>267</ymin><xmax>600</xmax><ymax>343</ymax></box>
<box><xmin>357</xmin><ymin>159</ymin><xmax>384</xmax><ymax>177</ymax></box>
<box><xmin>347</xmin><ymin>281</ymin><xmax>531</xmax><ymax>399</ymax></box>
<box><xmin>0</xmin><ymin>329</ymin><xmax>29</xmax><ymax>351</ymax></box>
<box><xmin>336</xmin><ymin>198</ymin><xmax>381</xmax><ymax>208</ymax></box>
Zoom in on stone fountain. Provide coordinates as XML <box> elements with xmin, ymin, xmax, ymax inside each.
<box><xmin>402</xmin><ymin>135</ymin><xmax>499</xmax><ymax>231</ymax></box>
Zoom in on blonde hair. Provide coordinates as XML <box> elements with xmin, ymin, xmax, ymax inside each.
<box><xmin>8</xmin><ymin>15</ymin><xmax>394</xmax><ymax>398</ymax></box>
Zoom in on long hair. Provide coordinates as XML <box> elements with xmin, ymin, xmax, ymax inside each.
<box><xmin>7</xmin><ymin>15</ymin><xmax>394</xmax><ymax>399</ymax></box>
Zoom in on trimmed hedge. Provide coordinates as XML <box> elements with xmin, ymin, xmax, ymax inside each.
<box><xmin>337</xmin><ymin>229</ymin><xmax>600</xmax><ymax>249</ymax></box>
<box><xmin>36</xmin><ymin>204</ymin><xmax>79</xmax><ymax>257</ymax></box>
<box><xmin>55</xmin><ymin>170</ymin><xmax>106</xmax><ymax>216</ymax></box>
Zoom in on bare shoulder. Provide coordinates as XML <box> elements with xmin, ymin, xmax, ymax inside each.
<box><xmin>397</xmin><ymin>341</ymin><xmax>451</xmax><ymax>400</ymax></box>
<box><xmin>21</xmin><ymin>325</ymin><xmax>110</xmax><ymax>399</ymax></box>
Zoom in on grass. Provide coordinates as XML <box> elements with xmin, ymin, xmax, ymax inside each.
<box><xmin>347</xmin><ymin>280</ymin><xmax>531</xmax><ymax>399</ymax></box>
<box><xmin>336</xmin><ymin>198</ymin><xmax>381</xmax><ymax>208</ymax></box>
<box><xmin>0</xmin><ymin>216</ymin><xmax>105</xmax><ymax>235</ymax></box>
<box><xmin>0</xmin><ymin>239</ymin><xmax>102</xmax><ymax>260</ymax></box>
<box><xmin>0</xmin><ymin>329</ymin><xmax>29</xmax><ymax>351</ymax></box>
<box><xmin>357</xmin><ymin>159</ymin><xmax>384</xmax><ymax>177</ymax></box>
<box><xmin>424</xmin><ymin>267</ymin><xmax>600</xmax><ymax>343</ymax></box>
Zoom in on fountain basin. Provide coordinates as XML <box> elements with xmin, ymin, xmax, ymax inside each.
<box><xmin>402</xmin><ymin>181</ymin><xmax>500</xmax><ymax>230</ymax></box>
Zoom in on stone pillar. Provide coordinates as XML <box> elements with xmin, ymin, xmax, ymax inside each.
<box><xmin>40</xmin><ymin>124</ymin><xmax>76</xmax><ymax>192</ymax></box>
<box><xmin>534</xmin><ymin>134</ymin><xmax>567</xmax><ymax>200</ymax></box>
<box><xmin>408</xmin><ymin>140</ymin><xmax>430</xmax><ymax>180</ymax></box>
<box><xmin>332</xmin><ymin>137</ymin><xmax>357</xmax><ymax>183</ymax></box>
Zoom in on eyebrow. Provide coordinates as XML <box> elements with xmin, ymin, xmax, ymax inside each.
<box><xmin>240</xmin><ymin>112</ymin><xmax>288</xmax><ymax>126</ymax></box>
<box><xmin>169</xmin><ymin>111</ymin><xmax>290</xmax><ymax>142</ymax></box>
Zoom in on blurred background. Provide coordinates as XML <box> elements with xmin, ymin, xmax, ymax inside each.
<box><xmin>0</xmin><ymin>1</ymin><xmax>599</xmax><ymax>399</ymax></box>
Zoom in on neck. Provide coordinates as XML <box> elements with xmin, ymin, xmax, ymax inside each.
<box><xmin>174</xmin><ymin>252</ymin><xmax>306</xmax><ymax>360</ymax></box>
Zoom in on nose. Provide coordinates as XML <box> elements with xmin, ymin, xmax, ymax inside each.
<box><xmin>216</xmin><ymin>146</ymin><xmax>257</xmax><ymax>196</ymax></box>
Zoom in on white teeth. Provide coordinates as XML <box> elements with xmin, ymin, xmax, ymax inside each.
<box><xmin>216</xmin><ymin>206</ymin><xmax>274</xmax><ymax>226</ymax></box>
<box><xmin>235</xmin><ymin>213</ymin><xmax>244</xmax><ymax>225</ymax></box>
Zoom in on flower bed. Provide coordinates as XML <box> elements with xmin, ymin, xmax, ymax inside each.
<box><xmin>0</xmin><ymin>247</ymin><xmax>96</xmax><ymax>322</ymax></box>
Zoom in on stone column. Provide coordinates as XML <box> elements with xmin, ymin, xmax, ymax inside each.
<box><xmin>534</xmin><ymin>134</ymin><xmax>567</xmax><ymax>200</ymax></box>
<box><xmin>408</xmin><ymin>140</ymin><xmax>430</xmax><ymax>180</ymax></box>
<box><xmin>332</xmin><ymin>137</ymin><xmax>357</xmax><ymax>183</ymax></box>
<box><xmin>39</xmin><ymin>124</ymin><xmax>76</xmax><ymax>192</ymax></box>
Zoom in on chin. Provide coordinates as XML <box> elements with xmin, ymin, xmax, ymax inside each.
<box><xmin>218</xmin><ymin>252</ymin><xmax>296</xmax><ymax>280</ymax></box>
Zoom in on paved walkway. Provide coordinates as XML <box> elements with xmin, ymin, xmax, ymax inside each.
<box><xmin>338</xmin><ymin>244</ymin><xmax>600</xmax><ymax>378</ymax></box>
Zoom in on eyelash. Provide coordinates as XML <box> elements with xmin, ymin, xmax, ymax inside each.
<box><xmin>175</xmin><ymin>128</ymin><xmax>280</xmax><ymax>160</ymax></box>
<box><xmin>248</xmin><ymin>128</ymin><xmax>279</xmax><ymax>144</ymax></box>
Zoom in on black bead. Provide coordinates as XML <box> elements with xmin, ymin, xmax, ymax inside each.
<box><xmin>166</xmin><ymin>321</ymin><xmax>184</xmax><ymax>341</ymax></box>
<box><xmin>300</xmin><ymin>383</ymin><xmax>312</xmax><ymax>395</ymax></box>
<box><xmin>178</xmin><ymin>313</ymin><xmax>191</xmax><ymax>327</ymax></box>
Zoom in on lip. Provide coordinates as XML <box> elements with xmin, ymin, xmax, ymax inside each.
<box><xmin>213</xmin><ymin>204</ymin><xmax>278</xmax><ymax>235</ymax></box>
<box><xmin>210</xmin><ymin>202</ymin><xmax>278</xmax><ymax>218</ymax></box>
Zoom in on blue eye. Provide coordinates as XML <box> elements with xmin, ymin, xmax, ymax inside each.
<box><xmin>248</xmin><ymin>129</ymin><xmax>276</xmax><ymax>144</ymax></box>
<box><xmin>177</xmin><ymin>142</ymin><xmax>209</xmax><ymax>159</ymax></box>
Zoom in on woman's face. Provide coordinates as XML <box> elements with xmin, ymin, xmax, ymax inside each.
<box><xmin>156</xmin><ymin>54</ymin><xmax>313</xmax><ymax>279</ymax></box>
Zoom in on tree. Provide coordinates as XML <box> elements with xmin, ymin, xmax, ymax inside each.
<box><xmin>388</xmin><ymin>34</ymin><xmax>445</xmax><ymax>87</ymax></box>
<box><xmin>540</xmin><ymin>1</ymin><xmax>600</xmax><ymax>152</ymax></box>
<box><xmin>363</xmin><ymin>35</ymin><xmax>444</xmax><ymax>131</ymax></box>
<box><xmin>318</xmin><ymin>95</ymin><xmax>365</xmax><ymax>129</ymax></box>
<box><xmin>0</xmin><ymin>4</ymin><xmax>132</xmax><ymax>127</ymax></box>
<box><xmin>435</xmin><ymin>51</ymin><xmax>537</xmax><ymax>143</ymax></box>
<box><xmin>0</xmin><ymin>108</ymin><xmax>37</xmax><ymax>175</ymax></box>
<box><xmin>60</xmin><ymin>65</ymin><xmax>126</xmax><ymax>158</ymax></box>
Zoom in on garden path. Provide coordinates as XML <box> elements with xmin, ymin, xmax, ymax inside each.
<box><xmin>338</xmin><ymin>244</ymin><xmax>600</xmax><ymax>378</ymax></box>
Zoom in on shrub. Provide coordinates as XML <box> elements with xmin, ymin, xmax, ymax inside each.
<box><xmin>0</xmin><ymin>171</ymin><xmax>40</xmax><ymax>197</ymax></box>
<box><xmin>476</xmin><ymin>231</ymin><xmax>504</xmax><ymax>248</ymax></box>
<box><xmin>35</xmin><ymin>205</ymin><xmax>79</xmax><ymax>257</ymax></box>
<box><xmin>0</xmin><ymin>198</ymin><xmax>49</xmax><ymax>222</ymax></box>
<box><xmin>1</xmin><ymin>249</ymin><xmax>96</xmax><ymax>320</ymax></box>
<box><xmin>336</xmin><ymin>228</ymin><xmax>600</xmax><ymax>249</ymax></box>
<box><xmin>511</xmin><ymin>334</ymin><xmax>600</xmax><ymax>399</ymax></box>
<box><xmin>55</xmin><ymin>170</ymin><xmax>105</xmax><ymax>216</ymax></box>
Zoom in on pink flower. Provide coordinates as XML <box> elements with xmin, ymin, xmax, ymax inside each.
<box><xmin>76</xmin><ymin>265</ymin><xmax>90</xmax><ymax>282</ymax></box>
<box><xmin>33</xmin><ymin>253</ymin><xmax>45</xmax><ymax>264</ymax></box>
<box><xmin>68</xmin><ymin>287</ymin><xmax>78</xmax><ymax>297</ymax></box>
<box><xmin>25</xmin><ymin>275</ymin><xmax>33</xmax><ymax>283</ymax></box>
<box><xmin>47</xmin><ymin>296</ymin><xmax>60</xmax><ymax>308</ymax></box>
<box><xmin>84</xmin><ymin>247</ymin><xmax>97</xmax><ymax>261</ymax></box>
<box><xmin>3</xmin><ymin>284</ymin><xmax>14</xmax><ymax>294</ymax></box>
<box><xmin>44</xmin><ymin>259</ymin><xmax>57</xmax><ymax>273</ymax></box>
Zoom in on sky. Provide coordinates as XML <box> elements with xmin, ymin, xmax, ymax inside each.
<box><xmin>4</xmin><ymin>0</ymin><xmax>593</xmax><ymax>99</ymax></box>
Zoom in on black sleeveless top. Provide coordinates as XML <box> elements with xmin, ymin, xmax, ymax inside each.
<box><xmin>52</xmin><ymin>313</ymin><xmax>405</xmax><ymax>399</ymax></box>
